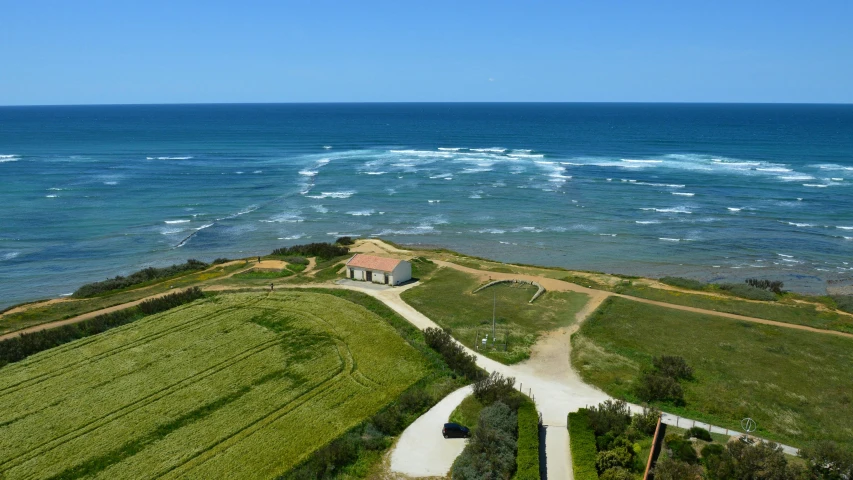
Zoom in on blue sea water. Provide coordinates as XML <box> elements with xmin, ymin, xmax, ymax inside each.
<box><xmin>1</xmin><ymin>103</ymin><xmax>852</xmax><ymax>308</ymax></box>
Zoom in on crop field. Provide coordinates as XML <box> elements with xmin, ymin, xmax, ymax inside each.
<box><xmin>402</xmin><ymin>267</ymin><xmax>589</xmax><ymax>364</ymax></box>
<box><xmin>0</xmin><ymin>291</ymin><xmax>428</xmax><ymax>479</ymax></box>
<box><xmin>572</xmin><ymin>297</ymin><xmax>853</xmax><ymax>449</ymax></box>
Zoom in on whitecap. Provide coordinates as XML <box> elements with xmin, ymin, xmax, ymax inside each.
<box><xmin>307</xmin><ymin>191</ymin><xmax>355</xmax><ymax>199</ymax></box>
<box><xmin>263</xmin><ymin>213</ymin><xmax>304</xmax><ymax>223</ymax></box>
<box><xmin>622</xmin><ymin>159</ymin><xmax>663</xmax><ymax>164</ymax></box>
<box><xmin>787</xmin><ymin>222</ymin><xmax>813</xmax><ymax>227</ymax></box>
<box><xmin>0</xmin><ymin>155</ymin><xmax>19</xmax><ymax>163</ymax></box>
<box><xmin>103</xmin><ymin>181</ymin><xmax>118</xmax><ymax>185</ymax></box>
<box><xmin>2</xmin><ymin>252</ymin><xmax>20</xmax><ymax>261</ymax></box>
<box><xmin>635</xmin><ymin>220</ymin><xmax>660</xmax><ymax>224</ymax></box>
<box><xmin>278</xmin><ymin>234</ymin><xmax>305</xmax><ymax>240</ymax></box>
<box><xmin>438</xmin><ymin>147</ymin><xmax>462</xmax><ymax>151</ymax></box>
<box><xmin>364</xmin><ymin>171</ymin><xmax>386</xmax><ymax>175</ymax></box>
<box><xmin>659</xmin><ymin>238</ymin><xmax>681</xmax><ymax>242</ymax></box>
<box><xmin>837</xmin><ymin>226</ymin><xmax>853</xmax><ymax>230</ymax></box>
<box><xmin>164</xmin><ymin>219</ymin><xmax>190</xmax><ymax>224</ymax></box>
<box><xmin>727</xmin><ymin>207</ymin><xmax>742</xmax><ymax>212</ymax></box>
<box><xmin>831</xmin><ymin>177</ymin><xmax>844</xmax><ymax>181</ymax></box>
<box><xmin>45</xmin><ymin>194</ymin><xmax>57</xmax><ymax>198</ymax></box>
<box><xmin>161</xmin><ymin>228</ymin><xmax>184</xmax><ymax>235</ymax></box>
<box><xmin>641</xmin><ymin>207</ymin><xmax>692</xmax><ymax>214</ymax></box>
<box><xmin>779</xmin><ymin>174</ymin><xmax>815</xmax><ymax>181</ymax></box>
<box><xmin>347</xmin><ymin>209</ymin><xmax>375</xmax><ymax>216</ymax></box>
<box><xmin>429</xmin><ymin>173</ymin><xmax>453</xmax><ymax>179</ymax></box>
<box><xmin>299</xmin><ymin>170</ymin><xmax>318</xmax><ymax>177</ymax></box>
<box><xmin>152</xmin><ymin>156</ymin><xmax>193</xmax><ymax>160</ymax></box>
<box><xmin>471</xmin><ymin>147</ymin><xmax>506</xmax><ymax>153</ymax></box>
<box><xmin>475</xmin><ymin>228</ymin><xmax>506</xmax><ymax>234</ymax></box>
<box><xmin>323</xmin><ymin>146</ymin><xmax>332</xmax><ymax>149</ymax></box>
<box><xmin>428</xmin><ymin>199</ymin><xmax>441</xmax><ymax>203</ymax></box>
<box><xmin>672</xmin><ymin>192</ymin><xmax>694</xmax><ymax>196</ymax></box>
<box><xmin>777</xmin><ymin>253</ymin><xmax>793</xmax><ymax>258</ymax></box>
<box><xmin>312</xmin><ymin>205</ymin><xmax>329</xmax><ymax>214</ymax></box>
<box><xmin>508</xmin><ymin>153</ymin><xmax>544</xmax><ymax>158</ymax></box>
<box><xmin>803</xmin><ymin>183</ymin><xmax>828</xmax><ymax>188</ymax></box>
<box><xmin>253</xmin><ymin>170</ymin><xmax>263</xmax><ymax>174</ymax></box>
<box><xmin>196</xmin><ymin>223</ymin><xmax>213</xmax><ymax>231</ymax></box>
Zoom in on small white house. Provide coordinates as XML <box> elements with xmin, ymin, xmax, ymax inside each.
<box><xmin>345</xmin><ymin>254</ymin><xmax>412</xmax><ymax>286</ymax></box>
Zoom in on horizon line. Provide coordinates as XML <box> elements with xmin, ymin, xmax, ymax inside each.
<box><xmin>2</xmin><ymin>100</ymin><xmax>853</xmax><ymax>108</ymax></box>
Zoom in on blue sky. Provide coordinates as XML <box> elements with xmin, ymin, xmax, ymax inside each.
<box><xmin>1</xmin><ymin>0</ymin><xmax>850</xmax><ymax>104</ymax></box>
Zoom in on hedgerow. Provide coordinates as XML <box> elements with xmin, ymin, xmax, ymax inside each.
<box><xmin>424</xmin><ymin>327</ymin><xmax>485</xmax><ymax>381</ymax></box>
<box><xmin>569</xmin><ymin>409</ymin><xmax>600</xmax><ymax>480</ymax></box>
<box><xmin>271</xmin><ymin>242</ymin><xmax>349</xmax><ymax>259</ymax></box>
<box><xmin>73</xmin><ymin>259</ymin><xmax>208</xmax><ymax>297</ymax></box>
<box><xmin>514</xmin><ymin>399</ymin><xmax>540</xmax><ymax>480</ymax></box>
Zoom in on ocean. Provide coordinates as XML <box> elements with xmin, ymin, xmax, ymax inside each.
<box><xmin>1</xmin><ymin>103</ymin><xmax>852</xmax><ymax>308</ymax></box>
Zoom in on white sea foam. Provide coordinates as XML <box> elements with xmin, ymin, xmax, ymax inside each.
<box><xmin>756</xmin><ymin>167</ymin><xmax>792</xmax><ymax>173</ymax></box>
<box><xmin>814</xmin><ymin>163</ymin><xmax>853</xmax><ymax>171</ymax></box>
<box><xmin>635</xmin><ymin>220</ymin><xmax>660</xmax><ymax>224</ymax></box>
<box><xmin>512</xmin><ymin>149</ymin><xmax>533</xmax><ymax>154</ymax></box>
<box><xmin>429</xmin><ymin>173</ymin><xmax>453</xmax><ymax>179</ymax></box>
<box><xmin>777</xmin><ymin>253</ymin><xmax>793</xmax><ymax>258</ymax></box>
<box><xmin>364</xmin><ymin>171</ymin><xmax>387</xmax><ymax>175</ymax></box>
<box><xmin>475</xmin><ymin>228</ymin><xmax>506</xmax><ymax>234</ymax></box>
<box><xmin>672</xmin><ymin>192</ymin><xmax>694</xmax><ymax>196</ymax></box>
<box><xmin>307</xmin><ymin>191</ymin><xmax>355</xmax><ymax>199</ymax></box>
<box><xmin>659</xmin><ymin>238</ymin><xmax>681</xmax><ymax>242</ymax></box>
<box><xmin>299</xmin><ymin>170</ymin><xmax>318</xmax><ymax>177</ymax></box>
<box><xmin>45</xmin><ymin>194</ymin><xmax>57</xmax><ymax>198</ymax></box>
<box><xmin>634</xmin><ymin>182</ymin><xmax>686</xmax><ymax>188</ymax></box>
<box><xmin>779</xmin><ymin>174</ymin><xmax>815</xmax><ymax>181</ymax></box>
<box><xmin>622</xmin><ymin>159</ymin><xmax>663</xmax><ymax>164</ymax></box>
<box><xmin>508</xmin><ymin>153</ymin><xmax>544</xmax><ymax>159</ymax></box>
<box><xmin>803</xmin><ymin>183</ymin><xmax>828</xmax><ymax>188</ymax></box>
<box><xmin>103</xmin><ymin>181</ymin><xmax>118</xmax><ymax>185</ymax></box>
<box><xmin>2</xmin><ymin>252</ymin><xmax>20</xmax><ymax>261</ymax></box>
<box><xmin>161</xmin><ymin>228</ymin><xmax>184</xmax><ymax>235</ymax></box>
<box><xmin>262</xmin><ymin>213</ymin><xmax>304</xmax><ymax>223</ymax></box>
<box><xmin>164</xmin><ymin>219</ymin><xmax>190</xmax><ymax>224</ymax></box>
<box><xmin>471</xmin><ymin>147</ymin><xmax>506</xmax><ymax>153</ymax></box>
<box><xmin>641</xmin><ymin>207</ymin><xmax>692</xmax><ymax>214</ymax></box>
<box><xmin>514</xmin><ymin>226</ymin><xmax>544</xmax><ymax>233</ymax></box>
<box><xmin>428</xmin><ymin>199</ymin><xmax>441</xmax><ymax>203</ymax></box>
<box><xmin>323</xmin><ymin>146</ymin><xmax>332</xmax><ymax>149</ymax></box>
<box><xmin>787</xmin><ymin>222</ymin><xmax>813</xmax><ymax>227</ymax></box>
<box><xmin>278</xmin><ymin>234</ymin><xmax>305</xmax><ymax>240</ymax></box>
<box><xmin>48</xmin><ymin>187</ymin><xmax>63</xmax><ymax>191</ymax></box>
<box><xmin>253</xmin><ymin>170</ymin><xmax>263</xmax><ymax>174</ymax></box>
<box><xmin>831</xmin><ymin>177</ymin><xmax>844</xmax><ymax>181</ymax></box>
<box><xmin>727</xmin><ymin>207</ymin><xmax>742</xmax><ymax>212</ymax></box>
<box><xmin>837</xmin><ymin>226</ymin><xmax>853</xmax><ymax>230</ymax></box>
<box><xmin>438</xmin><ymin>147</ymin><xmax>462</xmax><ymax>151</ymax></box>
<box><xmin>148</xmin><ymin>156</ymin><xmax>193</xmax><ymax>160</ymax></box>
<box><xmin>347</xmin><ymin>209</ymin><xmax>375</xmax><ymax>216</ymax></box>
<box><xmin>0</xmin><ymin>155</ymin><xmax>19</xmax><ymax>163</ymax></box>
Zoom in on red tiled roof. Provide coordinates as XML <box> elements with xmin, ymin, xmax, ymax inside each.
<box><xmin>346</xmin><ymin>254</ymin><xmax>405</xmax><ymax>272</ymax></box>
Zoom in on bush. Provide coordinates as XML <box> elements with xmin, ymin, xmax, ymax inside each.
<box><xmin>335</xmin><ymin>236</ymin><xmax>355</xmax><ymax>245</ymax></box>
<box><xmin>138</xmin><ymin>287</ymin><xmax>204</xmax><ymax>315</ymax></box>
<box><xmin>211</xmin><ymin>257</ymin><xmax>231</xmax><ymax>265</ymax></box>
<box><xmin>701</xmin><ymin>443</ymin><xmax>725</xmax><ymax>459</ymax></box>
<box><xmin>705</xmin><ymin>441</ymin><xmax>797</xmax><ymax>480</ymax></box>
<box><xmin>595</xmin><ymin>448</ymin><xmax>633</xmax><ymax>473</ymax></box>
<box><xmin>73</xmin><ymin>259</ymin><xmax>208</xmax><ymax>297</ymax></box>
<box><xmin>635</xmin><ymin>373</ymin><xmax>684</xmax><ymax>404</ymax></box>
<box><xmin>669</xmin><ymin>439</ymin><xmax>699</xmax><ymax>464</ymax></box>
<box><xmin>718</xmin><ymin>282</ymin><xmax>778</xmax><ymax>301</ymax></box>
<box><xmin>745</xmin><ymin>278</ymin><xmax>784</xmax><ymax>294</ymax></box>
<box><xmin>452</xmin><ymin>402</ymin><xmax>518</xmax><ymax>480</ymax></box>
<box><xmin>271</xmin><ymin>242</ymin><xmax>349</xmax><ymax>259</ymax></box>
<box><xmin>568</xmin><ymin>410</ymin><xmax>600</xmax><ymax>480</ymax></box>
<box><xmin>515</xmin><ymin>400</ymin><xmax>540</xmax><ymax>480</ymax></box>
<box><xmin>599</xmin><ymin>467</ymin><xmax>633</xmax><ymax>480</ymax></box>
<box><xmin>831</xmin><ymin>295</ymin><xmax>853</xmax><ymax>314</ymax></box>
<box><xmin>798</xmin><ymin>440</ymin><xmax>853</xmax><ymax>480</ymax></box>
<box><xmin>631</xmin><ymin>405</ymin><xmax>660</xmax><ymax>436</ymax></box>
<box><xmin>587</xmin><ymin>399</ymin><xmax>631</xmax><ymax>437</ymax></box>
<box><xmin>653</xmin><ymin>457</ymin><xmax>703</xmax><ymax>480</ymax></box>
<box><xmin>653</xmin><ymin>355</ymin><xmax>693</xmax><ymax>380</ymax></box>
<box><xmin>683</xmin><ymin>426</ymin><xmax>712</xmax><ymax>442</ymax></box>
<box><xmin>283</xmin><ymin>256</ymin><xmax>309</xmax><ymax>265</ymax></box>
<box><xmin>659</xmin><ymin>277</ymin><xmax>707</xmax><ymax>291</ymax></box>
<box><xmin>424</xmin><ymin>328</ymin><xmax>484</xmax><ymax>380</ymax></box>
<box><xmin>473</xmin><ymin>371</ymin><xmax>519</xmax><ymax>408</ymax></box>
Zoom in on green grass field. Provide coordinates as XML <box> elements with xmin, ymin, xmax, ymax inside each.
<box><xmin>0</xmin><ymin>291</ymin><xmax>428</xmax><ymax>480</ymax></box>
<box><xmin>614</xmin><ymin>283</ymin><xmax>853</xmax><ymax>334</ymax></box>
<box><xmin>402</xmin><ymin>267</ymin><xmax>589</xmax><ymax>364</ymax></box>
<box><xmin>572</xmin><ymin>297</ymin><xmax>853</xmax><ymax>449</ymax></box>
<box><xmin>0</xmin><ymin>262</ymin><xmax>247</xmax><ymax>335</ymax></box>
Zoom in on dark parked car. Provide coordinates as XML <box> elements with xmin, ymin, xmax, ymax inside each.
<box><xmin>442</xmin><ymin>423</ymin><xmax>470</xmax><ymax>438</ymax></box>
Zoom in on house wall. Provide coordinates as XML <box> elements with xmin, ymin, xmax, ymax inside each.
<box><xmin>391</xmin><ymin>262</ymin><xmax>412</xmax><ymax>285</ymax></box>
<box><xmin>347</xmin><ymin>261</ymin><xmax>412</xmax><ymax>285</ymax></box>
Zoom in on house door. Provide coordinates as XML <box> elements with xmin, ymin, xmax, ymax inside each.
<box><xmin>349</xmin><ymin>269</ymin><xmax>354</xmax><ymax>279</ymax></box>
<box><xmin>366</xmin><ymin>271</ymin><xmax>372</xmax><ymax>282</ymax></box>
<box><xmin>384</xmin><ymin>274</ymin><xmax>389</xmax><ymax>285</ymax></box>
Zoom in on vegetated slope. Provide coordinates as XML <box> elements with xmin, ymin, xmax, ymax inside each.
<box><xmin>0</xmin><ymin>291</ymin><xmax>428</xmax><ymax>480</ymax></box>
<box><xmin>572</xmin><ymin>297</ymin><xmax>853</xmax><ymax>449</ymax></box>
<box><xmin>401</xmin><ymin>267</ymin><xmax>589</xmax><ymax>364</ymax></box>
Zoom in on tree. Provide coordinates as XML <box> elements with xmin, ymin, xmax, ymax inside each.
<box><xmin>473</xmin><ymin>371</ymin><xmax>519</xmax><ymax>408</ymax></box>
<box><xmin>635</xmin><ymin>372</ymin><xmax>684</xmax><ymax>404</ymax></box>
<box><xmin>452</xmin><ymin>402</ymin><xmax>518</xmax><ymax>480</ymax></box>
<box><xmin>631</xmin><ymin>405</ymin><xmax>661</xmax><ymax>436</ymax></box>
<box><xmin>799</xmin><ymin>441</ymin><xmax>853</xmax><ymax>480</ymax></box>
<box><xmin>587</xmin><ymin>399</ymin><xmax>631</xmax><ymax>437</ymax></box>
<box><xmin>653</xmin><ymin>355</ymin><xmax>694</xmax><ymax>380</ymax></box>
<box><xmin>706</xmin><ymin>441</ymin><xmax>796</xmax><ymax>480</ymax></box>
<box><xmin>600</xmin><ymin>467</ymin><xmax>634</xmax><ymax>480</ymax></box>
<box><xmin>654</xmin><ymin>458</ymin><xmax>704</xmax><ymax>480</ymax></box>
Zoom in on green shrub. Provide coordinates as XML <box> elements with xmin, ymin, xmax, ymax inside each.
<box><xmin>653</xmin><ymin>355</ymin><xmax>693</xmax><ymax>380</ymax></box>
<box><xmin>631</xmin><ymin>406</ymin><xmax>660</xmax><ymax>436</ymax></box>
<box><xmin>73</xmin><ymin>259</ymin><xmax>208</xmax><ymax>297</ymax></box>
<box><xmin>283</xmin><ymin>256</ymin><xmax>309</xmax><ymax>265</ymax></box>
<box><xmin>271</xmin><ymin>242</ymin><xmax>349</xmax><ymax>259</ymax></box>
<box><xmin>635</xmin><ymin>373</ymin><xmax>684</xmax><ymax>404</ymax></box>
<box><xmin>665</xmin><ymin>436</ymin><xmax>698</xmax><ymax>464</ymax></box>
<box><xmin>474</xmin><ymin>371</ymin><xmax>521</xmax><ymax>408</ymax></box>
<box><xmin>211</xmin><ymin>257</ymin><xmax>231</xmax><ymax>265</ymax></box>
<box><xmin>424</xmin><ymin>328</ymin><xmax>484</xmax><ymax>381</ymax></box>
<box><xmin>568</xmin><ymin>410</ymin><xmax>600</xmax><ymax>480</ymax></box>
<box><xmin>515</xmin><ymin>400</ymin><xmax>540</xmax><ymax>480</ymax></box>
<box><xmin>683</xmin><ymin>426</ymin><xmax>712</xmax><ymax>442</ymax></box>
<box><xmin>335</xmin><ymin>236</ymin><xmax>356</xmax><ymax>245</ymax></box>
<box><xmin>653</xmin><ymin>457</ymin><xmax>703</xmax><ymax>480</ymax></box>
<box><xmin>452</xmin><ymin>402</ymin><xmax>518</xmax><ymax>480</ymax></box>
<box><xmin>718</xmin><ymin>282</ymin><xmax>778</xmax><ymax>301</ymax></box>
<box><xmin>659</xmin><ymin>277</ymin><xmax>707</xmax><ymax>291</ymax></box>
<box><xmin>701</xmin><ymin>443</ymin><xmax>725</xmax><ymax>459</ymax></box>
<box><xmin>587</xmin><ymin>399</ymin><xmax>631</xmax><ymax>437</ymax></box>
<box><xmin>831</xmin><ymin>295</ymin><xmax>853</xmax><ymax>314</ymax></box>
<box><xmin>599</xmin><ymin>467</ymin><xmax>633</xmax><ymax>480</ymax></box>
<box><xmin>745</xmin><ymin>278</ymin><xmax>784</xmax><ymax>294</ymax></box>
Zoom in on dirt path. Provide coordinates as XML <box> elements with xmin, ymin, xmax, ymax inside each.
<box><xmin>436</xmin><ymin>260</ymin><xmax>853</xmax><ymax>340</ymax></box>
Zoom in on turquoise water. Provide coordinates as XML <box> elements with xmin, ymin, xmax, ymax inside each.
<box><xmin>1</xmin><ymin>103</ymin><xmax>852</xmax><ymax>307</ymax></box>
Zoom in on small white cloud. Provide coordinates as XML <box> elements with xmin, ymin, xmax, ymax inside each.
<box><xmin>488</xmin><ymin>77</ymin><xmax>495</xmax><ymax>82</ymax></box>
